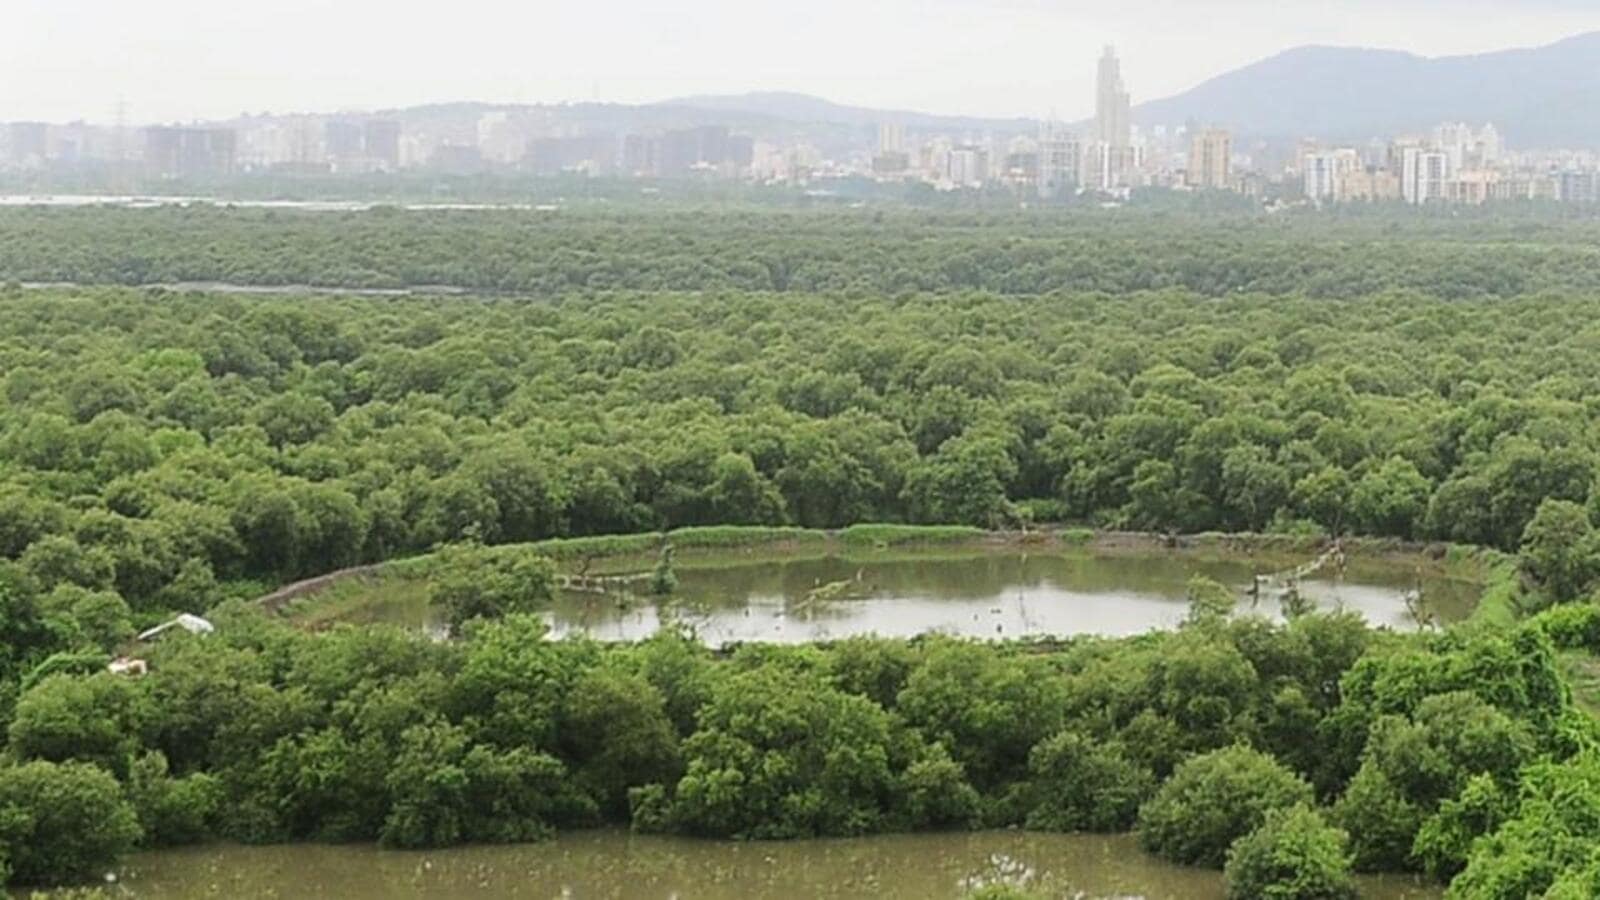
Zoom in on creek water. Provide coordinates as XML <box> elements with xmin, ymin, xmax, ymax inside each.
<box><xmin>88</xmin><ymin>830</ymin><xmax>1443</xmax><ymax>899</ymax></box>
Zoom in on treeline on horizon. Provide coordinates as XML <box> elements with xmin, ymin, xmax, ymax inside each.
<box><xmin>5</xmin><ymin>206</ymin><xmax>1600</xmax><ymax>298</ymax></box>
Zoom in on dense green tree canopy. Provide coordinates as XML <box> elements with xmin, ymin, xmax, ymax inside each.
<box><xmin>1</xmin><ymin>205</ymin><xmax>1600</xmax><ymax>894</ymax></box>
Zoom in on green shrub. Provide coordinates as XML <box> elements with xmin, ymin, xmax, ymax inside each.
<box><xmin>1137</xmin><ymin>744</ymin><xmax>1315</xmax><ymax>868</ymax></box>
<box><xmin>126</xmin><ymin>751</ymin><xmax>222</xmax><ymax>846</ymax></box>
<box><xmin>0</xmin><ymin>761</ymin><xmax>141</xmax><ymax>885</ymax></box>
<box><xmin>1024</xmin><ymin>732</ymin><xmax>1155</xmax><ymax>832</ymax></box>
<box><xmin>1520</xmin><ymin>500</ymin><xmax>1600</xmax><ymax>606</ymax></box>
<box><xmin>642</xmin><ymin>667</ymin><xmax>900</xmax><ymax>838</ymax></box>
<box><xmin>428</xmin><ymin>541</ymin><xmax>555</xmax><ymax>627</ymax></box>
<box><xmin>897</xmin><ymin>743</ymin><xmax>981</xmax><ymax>829</ymax></box>
<box><xmin>1059</xmin><ymin>527</ymin><xmax>1096</xmax><ymax>547</ymax></box>
<box><xmin>1224</xmin><ymin>805</ymin><xmax>1357</xmax><ymax>900</ymax></box>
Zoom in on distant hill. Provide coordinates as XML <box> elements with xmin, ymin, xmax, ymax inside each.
<box><xmin>655</xmin><ymin>91</ymin><xmax>1036</xmax><ymax>134</ymax></box>
<box><xmin>1134</xmin><ymin>32</ymin><xmax>1600</xmax><ymax>146</ymax></box>
<box><xmin>217</xmin><ymin>33</ymin><xmax>1600</xmax><ymax>151</ymax></box>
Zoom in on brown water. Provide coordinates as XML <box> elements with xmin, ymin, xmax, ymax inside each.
<box><xmin>91</xmin><ymin>831</ymin><xmax>1442</xmax><ymax>899</ymax></box>
<box><xmin>554</xmin><ymin>551</ymin><xmax>1475</xmax><ymax>645</ymax></box>
<box><xmin>339</xmin><ymin>550</ymin><xmax>1479</xmax><ymax>647</ymax></box>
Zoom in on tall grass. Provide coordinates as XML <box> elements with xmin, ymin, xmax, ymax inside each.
<box><xmin>1464</xmin><ymin>554</ymin><xmax>1524</xmax><ymax>632</ymax></box>
<box><xmin>667</xmin><ymin>526</ymin><xmax>828</xmax><ymax>549</ymax></box>
<box><xmin>526</xmin><ymin>533</ymin><xmax>665</xmax><ymax>560</ymax></box>
<box><xmin>837</xmin><ymin>524</ymin><xmax>986</xmax><ymax>547</ymax></box>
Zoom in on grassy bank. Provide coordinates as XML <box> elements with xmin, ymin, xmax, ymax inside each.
<box><xmin>837</xmin><ymin>524</ymin><xmax>987</xmax><ymax>547</ymax></box>
<box><xmin>1460</xmin><ymin>551</ymin><xmax>1524</xmax><ymax>632</ymax></box>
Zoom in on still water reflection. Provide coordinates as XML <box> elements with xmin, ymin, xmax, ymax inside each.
<box><xmin>98</xmin><ymin>831</ymin><xmax>1442</xmax><ymax>900</ymax></box>
<box><xmin>542</xmin><ymin>551</ymin><xmax>1478</xmax><ymax>646</ymax></box>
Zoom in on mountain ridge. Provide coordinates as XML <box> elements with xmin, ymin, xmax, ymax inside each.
<box><xmin>653</xmin><ymin>90</ymin><xmax>1038</xmax><ymax>133</ymax></box>
<box><xmin>656</xmin><ymin>32</ymin><xmax>1600</xmax><ymax>147</ymax></box>
<box><xmin>210</xmin><ymin>32</ymin><xmax>1600</xmax><ymax>149</ymax></box>
<box><xmin>1133</xmin><ymin>31</ymin><xmax>1600</xmax><ymax>144</ymax></box>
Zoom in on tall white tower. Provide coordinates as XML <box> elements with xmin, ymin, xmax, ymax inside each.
<box><xmin>1096</xmin><ymin>46</ymin><xmax>1132</xmax><ymax>149</ymax></box>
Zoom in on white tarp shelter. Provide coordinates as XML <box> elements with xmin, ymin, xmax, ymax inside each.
<box><xmin>137</xmin><ymin>613</ymin><xmax>216</xmax><ymax>642</ymax></box>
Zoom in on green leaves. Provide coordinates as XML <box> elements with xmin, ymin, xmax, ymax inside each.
<box><xmin>1137</xmin><ymin>744</ymin><xmax>1315</xmax><ymax>869</ymax></box>
<box><xmin>1224</xmin><ymin>804</ymin><xmax>1357</xmax><ymax>900</ymax></box>
<box><xmin>650</xmin><ymin>666</ymin><xmax>900</xmax><ymax>839</ymax></box>
<box><xmin>0</xmin><ymin>760</ymin><xmax>141</xmax><ymax>885</ymax></box>
<box><xmin>428</xmin><ymin>542</ymin><xmax>556</xmax><ymax>628</ymax></box>
<box><xmin>1520</xmin><ymin>499</ymin><xmax>1600</xmax><ymax>606</ymax></box>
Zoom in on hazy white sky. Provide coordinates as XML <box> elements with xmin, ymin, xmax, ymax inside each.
<box><xmin>4</xmin><ymin>0</ymin><xmax>1597</xmax><ymax>124</ymax></box>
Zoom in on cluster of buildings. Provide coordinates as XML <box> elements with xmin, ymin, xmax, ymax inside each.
<box><xmin>3</xmin><ymin>49</ymin><xmax>1599</xmax><ymax>205</ymax></box>
<box><xmin>852</xmin><ymin>49</ymin><xmax>1597</xmax><ymax>207</ymax></box>
<box><xmin>866</xmin><ymin>48</ymin><xmax>1150</xmax><ymax>196</ymax></box>
<box><xmin>0</xmin><ymin>114</ymin><xmax>759</xmax><ymax>181</ymax></box>
<box><xmin>1296</xmin><ymin>125</ymin><xmax>1600</xmax><ymax>206</ymax></box>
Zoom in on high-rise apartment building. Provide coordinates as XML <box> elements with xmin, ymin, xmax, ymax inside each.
<box><xmin>877</xmin><ymin>123</ymin><xmax>906</xmax><ymax>156</ymax></box>
<box><xmin>947</xmin><ymin>144</ymin><xmax>988</xmax><ymax>188</ymax></box>
<box><xmin>1475</xmin><ymin>124</ymin><xmax>1503</xmax><ymax>167</ymax></box>
<box><xmin>873</xmin><ymin>122</ymin><xmax>910</xmax><ymax>176</ymax></box>
<box><xmin>363</xmin><ymin>120</ymin><xmax>402</xmax><ymax>170</ymax></box>
<box><xmin>1302</xmin><ymin>148</ymin><xmax>1360</xmax><ymax>202</ymax></box>
<box><xmin>144</xmin><ymin>126</ymin><xmax>236</xmax><ymax>178</ymax></box>
<box><xmin>1335</xmin><ymin>169</ymin><xmax>1402</xmax><ymax>203</ymax></box>
<box><xmin>1000</xmin><ymin>135</ymin><xmax>1041</xmax><ymax>190</ymax></box>
<box><xmin>1399</xmin><ymin>145</ymin><xmax>1452</xmax><ymax>205</ymax></box>
<box><xmin>1448</xmin><ymin>169</ymin><xmax>1500</xmax><ymax>205</ymax></box>
<box><xmin>1187</xmin><ymin>128</ymin><xmax>1231</xmax><ymax>189</ymax></box>
<box><xmin>5</xmin><ymin>122</ymin><xmax>50</xmax><ymax>168</ymax></box>
<box><xmin>1096</xmin><ymin>46</ymin><xmax>1131</xmax><ymax>149</ymax></box>
<box><xmin>1086</xmin><ymin>46</ymin><xmax>1137</xmax><ymax>191</ymax></box>
<box><xmin>652</xmin><ymin>126</ymin><xmax>750</xmax><ymax>177</ymax></box>
<box><xmin>1303</xmin><ymin>153</ymin><xmax>1337</xmax><ymax>201</ymax></box>
<box><xmin>1433</xmin><ymin>122</ymin><xmax>1474</xmax><ymax>173</ymax></box>
<box><xmin>526</xmin><ymin>134</ymin><xmax>616</xmax><ymax>176</ymax></box>
<box><xmin>476</xmin><ymin>112</ymin><xmax>522</xmax><ymax>165</ymax></box>
<box><xmin>1037</xmin><ymin>128</ymin><xmax>1081</xmax><ymax>199</ymax></box>
<box><xmin>324</xmin><ymin>120</ymin><xmax>364</xmax><ymax>162</ymax></box>
<box><xmin>621</xmin><ymin>134</ymin><xmax>659</xmax><ymax>176</ymax></box>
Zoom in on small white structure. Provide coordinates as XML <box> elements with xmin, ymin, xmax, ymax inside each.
<box><xmin>108</xmin><ymin>657</ymin><xmax>148</xmax><ymax>677</ymax></box>
<box><xmin>137</xmin><ymin>613</ymin><xmax>216</xmax><ymax>642</ymax></box>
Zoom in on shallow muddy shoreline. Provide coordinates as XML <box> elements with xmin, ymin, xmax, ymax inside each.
<box><xmin>86</xmin><ymin>828</ymin><xmax>1445</xmax><ymax>900</ymax></box>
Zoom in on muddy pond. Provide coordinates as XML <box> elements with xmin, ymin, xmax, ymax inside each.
<box><xmin>329</xmin><ymin>547</ymin><xmax>1480</xmax><ymax>646</ymax></box>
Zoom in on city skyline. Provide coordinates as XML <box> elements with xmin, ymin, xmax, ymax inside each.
<box><xmin>4</xmin><ymin>1</ymin><xmax>1598</xmax><ymax>125</ymax></box>
<box><xmin>6</xmin><ymin>36</ymin><xmax>1597</xmax><ymax>212</ymax></box>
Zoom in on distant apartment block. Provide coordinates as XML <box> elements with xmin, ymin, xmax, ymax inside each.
<box><xmin>1037</xmin><ymin>131</ymin><xmax>1081</xmax><ymax>199</ymax></box>
<box><xmin>526</xmin><ymin>134</ymin><xmax>616</xmax><ymax>176</ymax></box>
<box><xmin>5</xmin><ymin>122</ymin><xmax>50</xmax><ymax>168</ymax></box>
<box><xmin>1188</xmin><ymin>129</ymin><xmax>1232</xmax><ymax>190</ymax></box>
<box><xmin>144</xmin><ymin>126</ymin><xmax>236</xmax><ymax>179</ymax></box>
<box><xmin>363</xmin><ymin>120</ymin><xmax>402</xmax><ymax>170</ymax></box>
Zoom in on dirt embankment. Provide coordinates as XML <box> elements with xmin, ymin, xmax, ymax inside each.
<box><xmin>257</xmin><ymin>563</ymin><xmax>389</xmax><ymax>613</ymax></box>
